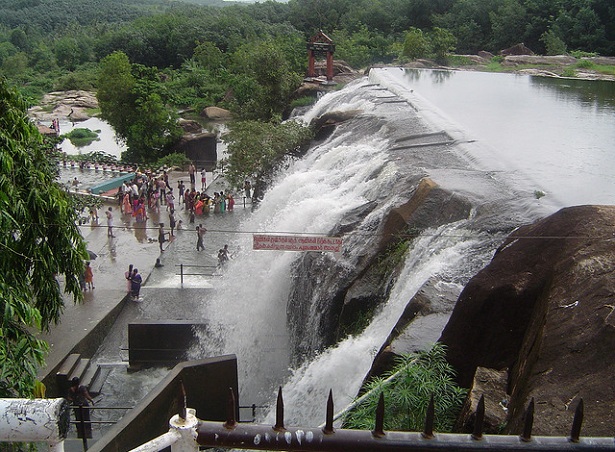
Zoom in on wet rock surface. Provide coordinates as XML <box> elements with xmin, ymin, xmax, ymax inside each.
<box><xmin>439</xmin><ymin>205</ymin><xmax>615</xmax><ymax>436</ymax></box>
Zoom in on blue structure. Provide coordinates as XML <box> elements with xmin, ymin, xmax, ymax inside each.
<box><xmin>89</xmin><ymin>173</ymin><xmax>135</xmax><ymax>195</ymax></box>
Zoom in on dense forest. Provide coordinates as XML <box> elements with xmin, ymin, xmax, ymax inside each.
<box><xmin>0</xmin><ymin>0</ymin><xmax>613</xmax><ymax>162</ymax></box>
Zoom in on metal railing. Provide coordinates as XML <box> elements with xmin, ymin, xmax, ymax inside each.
<box><xmin>3</xmin><ymin>384</ymin><xmax>614</xmax><ymax>452</ymax></box>
<box><xmin>176</xmin><ymin>264</ymin><xmax>218</xmax><ymax>282</ymax></box>
<box><xmin>134</xmin><ymin>384</ymin><xmax>615</xmax><ymax>452</ymax></box>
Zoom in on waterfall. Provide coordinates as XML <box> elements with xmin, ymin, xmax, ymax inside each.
<box><xmin>191</xmin><ymin>69</ymin><xmax>538</xmax><ymax>425</ymax></box>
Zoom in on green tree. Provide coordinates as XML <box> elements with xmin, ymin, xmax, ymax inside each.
<box><xmin>403</xmin><ymin>27</ymin><xmax>430</xmax><ymax>60</ymax></box>
<box><xmin>0</xmin><ymin>77</ymin><xmax>87</xmax><ymax>397</ymax></box>
<box><xmin>97</xmin><ymin>51</ymin><xmax>136</xmax><ymax>141</ymax></box>
<box><xmin>541</xmin><ymin>29</ymin><xmax>567</xmax><ymax>56</ymax></box>
<box><xmin>97</xmin><ymin>51</ymin><xmax>182</xmax><ymax>163</ymax></box>
<box><xmin>223</xmin><ymin>119</ymin><xmax>313</xmax><ymax>190</ymax></box>
<box><xmin>231</xmin><ymin>40</ymin><xmax>302</xmax><ymax>121</ymax></box>
<box><xmin>429</xmin><ymin>27</ymin><xmax>457</xmax><ymax>63</ymax></box>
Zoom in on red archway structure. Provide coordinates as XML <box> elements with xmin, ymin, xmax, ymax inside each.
<box><xmin>307</xmin><ymin>30</ymin><xmax>335</xmax><ymax>82</ymax></box>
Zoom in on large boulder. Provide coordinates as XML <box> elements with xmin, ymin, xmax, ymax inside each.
<box><xmin>201</xmin><ymin>106</ymin><xmax>232</xmax><ymax>121</ymax></box>
<box><xmin>439</xmin><ymin>205</ymin><xmax>615</xmax><ymax>436</ymax></box>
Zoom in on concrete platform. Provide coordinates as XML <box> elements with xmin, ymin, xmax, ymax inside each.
<box><xmin>36</xmin><ymin>169</ymin><xmax>219</xmax><ymax>395</ymax></box>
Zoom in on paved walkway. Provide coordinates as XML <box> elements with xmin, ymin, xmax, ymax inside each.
<box><xmin>36</xmin><ymin>169</ymin><xmax>226</xmax><ymax>386</ymax></box>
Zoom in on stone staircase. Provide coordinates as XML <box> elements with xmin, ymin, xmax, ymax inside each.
<box><xmin>56</xmin><ymin>353</ymin><xmax>111</xmax><ymax>398</ymax></box>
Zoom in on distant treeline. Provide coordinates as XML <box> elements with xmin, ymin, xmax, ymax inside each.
<box><xmin>1</xmin><ymin>0</ymin><xmax>613</xmax><ymax>130</ymax></box>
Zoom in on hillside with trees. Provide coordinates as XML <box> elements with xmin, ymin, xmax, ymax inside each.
<box><xmin>0</xmin><ymin>0</ymin><xmax>612</xmax><ymax>164</ymax></box>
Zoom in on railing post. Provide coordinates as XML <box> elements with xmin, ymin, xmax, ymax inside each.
<box><xmin>180</xmin><ymin>264</ymin><xmax>184</xmax><ymax>285</ymax></box>
<box><xmin>169</xmin><ymin>408</ymin><xmax>199</xmax><ymax>452</ymax></box>
<box><xmin>0</xmin><ymin>398</ymin><xmax>69</xmax><ymax>451</ymax></box>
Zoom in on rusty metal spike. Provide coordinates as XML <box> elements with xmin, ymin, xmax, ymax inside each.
<box><xmin>471</xmin><ymin>395</ymin><xmax>485</xmax><ymax>440</ymax></box>
<box><xmin>224</xmin><ymin>387</ymin><xmax>237</xmax><ymax>429</ymax></box>
<box><xmin>422</xmin><ymin>394</ymin><xmax>435</xmax><ymax>439</ymax></box>
<box><xmin>178</xmin><ymin>380</ymin><xmax>187</xmax><ymax>420</ymax></box>
<box><xmin>520</xmin><ymin>398</ymin><xmax>535</xmax><ymax>442</ymax></box>
<box><xmin>372</xmin><ymin>392</ymin><xmax>386</xmax><ymax>438</ymax></box>
<box><xmin>570</xmin><ymin>398</ymin><xmax>584</xmax><ymax>443</ymax></box>
<box><xmin>274</xmin><ymin>386</ymin><xmax>286</xmax><ymax>431</ymax></box>
<box><xmin>323</xmin><ymin>389</ymin><xmax>335</xmax><ymax>434</ymax></box>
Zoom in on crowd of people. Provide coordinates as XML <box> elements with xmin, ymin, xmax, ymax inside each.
<box><xmin>78</xmin><ymin>163</ymin><xmax>247</xmax><ymax>302</ymax></box>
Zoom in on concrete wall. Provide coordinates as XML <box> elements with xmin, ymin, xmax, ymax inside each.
<box><xmin>175</xmin><ymin>133</ymin><xmax>217</xmax><ymax>172</ymax></box>
<box><xmin>89</xmin><ymin>355</ymin><xmax>238</xmax><ymax>452</ymax></box>
<box><xmin>128</xmin><ymin>321</ymin><xmax>207</xmax><ymax>370</ymax></box>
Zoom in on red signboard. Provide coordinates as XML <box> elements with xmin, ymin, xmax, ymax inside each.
<box><xmin>253</xmin><ymin>234</ymin><xmax>343</xmax><ymax>252</ymax></box>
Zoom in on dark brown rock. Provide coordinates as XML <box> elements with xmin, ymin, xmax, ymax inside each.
<box><xmin>379</xmin><ymin>178</ymin><xmax>473</xmax><ymax>251</ymax></box>
<box><xmin>439</xmin><ymin>205</ymin><xmax>615</xmax><ymax>436</ymax></box>
<box><xmin>456</xmin><ymin>367</ymin><xmax>509</xmax><ymax>433</ymax></box>
<box><xmin>178</xmin><ymin>119</ymin><xmax>202</xmax><ymax>133</ymax></box>
<box><xmin>173</xmin><ymin>132</ymin><xmax>217</xmax><ymax>171</ymax></box>
<box><xmin>363</xmin><ymin>277</ymin><xmax>459</xmax><ymax>385</ymax></box>
<box><xmin>478</xmin><ymin>51</ymin><xmax>495</xmax><ymax>60</ymax></box>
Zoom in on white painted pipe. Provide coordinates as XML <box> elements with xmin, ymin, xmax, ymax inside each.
<box><xmin>0</xmin><ymin>398</ymin><xmax>69</xmax><ymax>448</ymax></box>
<box><xmin>128</xmin><ymin>431</ymin><xmax>181</xmax><ymax>452</ymax></box>
<box><xmin>128</xmin><ymin>408</ymin><xmax>199</xmax><ymax>452</ymax></box>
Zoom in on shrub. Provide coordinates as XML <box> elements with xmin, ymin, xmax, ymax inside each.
<box><xmin>61</xmin><ymin>128</ymin><xmax>100</xmax><ymax>147</ymax></box>
<box><xmin>290</xmin><ymin>96</ymin><xmax>316</xmax><ymax>109</ymax></box>
<box><xmin>574</xmin><ymin>59</ymin><xmax>595</xmax><ymax>70</ymax></box>
<box><xmin>154</xmin><ymin>152</ymin><xmax>191</xmax><ymax>170</ymax></box>
<box><xmin>343</xmin><ymin>343</ymin><xmax>467</xmax><ymax>432</ymax></box>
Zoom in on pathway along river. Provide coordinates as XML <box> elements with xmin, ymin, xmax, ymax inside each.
<box><xmin>86</xmin><ymin>68</ymin><xmax>615</xmax><ymax>440</ymax></box>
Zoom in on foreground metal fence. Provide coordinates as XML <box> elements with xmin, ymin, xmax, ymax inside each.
<box><xmin>2</xmin><ymin>384</ymin><xmax>614</xmax><ymax>452</ymax></box>
<box><xmin>194</xmin><ymin>387</ymin><xmax>615</xmax><ymax>452</ymax></box>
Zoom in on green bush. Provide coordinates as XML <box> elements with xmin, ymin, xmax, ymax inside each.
<box><xmin>574</xmin><ymin>59</ymin><xmax>595</xmax><ymax>69</ymax></box>
<box><xmin>343</xmin><ymin>343</ymin><xmax>467</xmax><ymax>432</ymax></box>
<box><xmin>154</xmin><ymin>152</ymin><xmax>191</xmax><ymax>170</ymax></box>
<box><xmin>61</xmin><ymin>128</ymin><xmax>100</xmax><ymax>147</ymax></box>
<box><xmin>290</xmin><ymin>96</ymin><xmax>316</xmax><ymax>109</ymax></box>
<box><xmin>570</xmin><ymin>50</ymin><xmax>598</xmax><ymax>59</ymax></box>
<box><xmin>447</xmin><ymin>55</ymin><xmax>476</xmax><ymax>66</ymax></box>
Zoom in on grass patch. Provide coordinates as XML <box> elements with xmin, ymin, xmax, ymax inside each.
<box><xmin>62</xmin><ymin>128</ymin><xmax>100</xmax><ymax>147</ymax></box>
<box><xmin>447</xmin><ymin>55</ymin><xmax>477</xmax><ymax>66</ymax></box>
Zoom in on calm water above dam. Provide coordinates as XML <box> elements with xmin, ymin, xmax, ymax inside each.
<box><xmin>387</xmin><ymin>68</ymin><xmax>615</xmax><ymax>208</ymax></box>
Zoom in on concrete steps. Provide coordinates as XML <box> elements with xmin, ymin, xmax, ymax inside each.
<box><xmin>56</xmin><ymin>353</ymin><xmax>110</xmax><ymax>398</ymax></box>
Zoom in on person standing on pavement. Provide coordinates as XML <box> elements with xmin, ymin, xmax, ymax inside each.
<box><xmin>125</xmin><ymin>264</ymin><xmax>133</xmax><ymax>296</ymax></box>
<box><xmin>158</xmin><ymin>223</ymin><xmax>168</xmax><ymax>252</ymax></box>
<box><xmin>84</xmin><ymin>261</ymin><xmax>94</xmax><ymax>291</ymax></box>
<box><xmin>169</xmin><ymin>209</ymin><xmax>177</xmax><ymax>237</ymax></box>
<box><xmin>131</xmin><ymin>268</ymin><xmax>142</xmax><ymax>300</ymax></box>
<box><xmin>201</xmin><ymin>168</ymin><xmax>207</xmax><ymax>191</ymax></box>
<box><xmin>177</xmin><ymin>180</ymin><xmax>185</xmax><ymax>206</ymax></box>
<box><xmin>196</xmin><ymin>224</ymin><xmax>206</xmax><ymax>251</ymax></box>
<box><xmin>105</xmin><ymin>207</ymin><xmax>115</xmax><ymax>237</ymax></box>
<box><xmin>189</xmin><ymin>162</ymin><xmax>196</xmax><ymax>188</ymax></box>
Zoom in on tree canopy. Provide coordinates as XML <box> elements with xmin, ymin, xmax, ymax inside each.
<box><xmin>0</xmin><ymin>77</ymin><xmax>87</xmax><ymax>397</ymax></box>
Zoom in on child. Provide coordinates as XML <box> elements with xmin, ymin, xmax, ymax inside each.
<box><xmin>84</xmin><ymin>261</ymin><xmax>94</xmax><ymax>290</ymax></box>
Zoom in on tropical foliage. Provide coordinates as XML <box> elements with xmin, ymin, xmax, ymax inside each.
<box><xmin>343</xmin><ymin>343</ymin><xmax>467</xmax><ymax>432</ymax></box>
<box><xmin>0</xmin><ymin>77</ymin><xmax>87</xmax><ymax>397</ymax></box>
<box><xmin>223</xmin><ymin>120</ymin><xmax>314</xmax><ymax>191</ymax></box>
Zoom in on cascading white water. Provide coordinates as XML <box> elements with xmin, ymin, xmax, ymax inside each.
<box><xmin>263</xmin><ymin>223</ymin><xmax>487</xmax><ymax>426</ymax></box>
<box><xmin>188</xmin><ymin>72</ymin><xmax>515</xmax><ymax>425</ymax></box>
